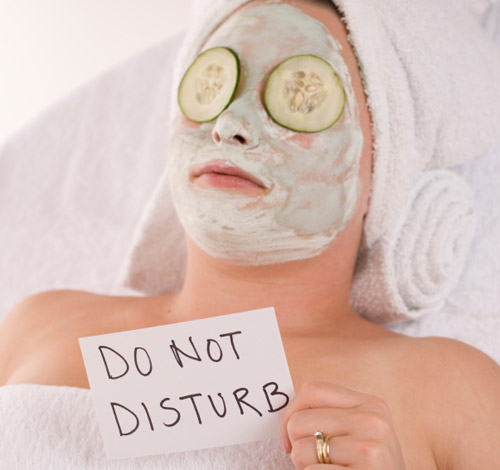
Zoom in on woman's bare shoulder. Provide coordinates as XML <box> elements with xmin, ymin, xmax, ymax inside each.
<box><xmin>3</xmin><ymin>289</ymin><xmax>123</xmax><ymax>320</ymax></box>
<box><xmin>1</xmin><ymin>289</ymin><xmax>98</xmax><ymax>333</ymax></box>
<box><xmin>0</xmin><ymin>290</ymin><xmax>147</xmax><ymax>385</ymax></box>
<box><xmin>2</xmin><ymin>289</ymin><xmax>153</xmax><ymax>323</ymax></box>
<box><xmin>390</xmin><ymin>334</ymin><xmax>500</xmax><ymax>409</ymax></box>
<box><xmin>398</xmin><ymin>335</ymin><xmax>500</xmax><ymax>468</ymax></box>
<box><xmin>0</xmin><ymin>289</ymin><xmax>130</xmax><ymax>337</ymax></box>
<box><xmin>401</xmin><ymin>334</ymin><xmax>500</xmax><ymax>386</ymax></box>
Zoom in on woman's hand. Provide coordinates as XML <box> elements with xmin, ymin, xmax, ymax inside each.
<box><xmin>280</xmin><ymin>381</ymin><xmax>406</xmax><ymax>470</ymax></box>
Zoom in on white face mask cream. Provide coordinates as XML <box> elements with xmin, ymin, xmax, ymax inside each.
<box><xmin>168</xmin><ymin>3</ymin><xmax>364</xmax><ymax>266</ymax></box>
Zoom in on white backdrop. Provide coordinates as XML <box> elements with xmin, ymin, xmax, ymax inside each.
<box><xmin>0</xmin><ymin>0</ymin><xmax>191</xmax><ymax>144</ymax></box>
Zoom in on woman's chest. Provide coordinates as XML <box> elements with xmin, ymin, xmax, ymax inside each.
<box><xmin>287</xmin><ymin>349</ymin><xmax>439</xmax><ymax>470</ymax></box>
<box><xmin>9</xmin><ymin>318</ymin><xmax>440</xmax><ymax>469</ymax></box>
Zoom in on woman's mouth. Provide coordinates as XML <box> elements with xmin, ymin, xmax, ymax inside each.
<box><xmin>189</xmin><ymin>160</ymin><xmax>268</xmax><ymax>194</ymax></box>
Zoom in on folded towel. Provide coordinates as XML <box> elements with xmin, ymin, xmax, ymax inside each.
<box><xmin>390</xmin><ymin>143</ymin><xmax>500</xmax><ymax>361</ymax></box>
<box><xmin>0</xmin><ymin>34</ymin><xmax>184</xmax><ymax>320</ymax></box>
<box><xmin>122</xmin><ymin>0</ymin><xmax>500</xmax><ymax>322</ymax></box>
<box><xmin>0</xmin><ymin>384</ymin><xmax>292</xmax><ymax>469</ymax></box>
<box><xmin>350</xmin><ymin>170</ymin><xmax>476</xmax><ymax>322</ymax></box>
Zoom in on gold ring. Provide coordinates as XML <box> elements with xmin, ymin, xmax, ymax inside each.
<box><xmin>315</xmin><ymin>431</ymin><xmax>325</xmax><ymax>463</ymax></box>
<box><xmin>322</xmin><ymin>433</ymin><xmax>332</xmax><ymax>464</ymax></box>
<box><xmin>314</xmin><ymin>430</ymin><xmax>332</xmax><ymax>464</ymax></box>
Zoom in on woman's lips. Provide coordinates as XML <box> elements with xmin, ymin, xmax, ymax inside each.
<box><xmin>189</xmin><ymin>161</ymin><xmax>267</xmax><ymax>193</ymax></box>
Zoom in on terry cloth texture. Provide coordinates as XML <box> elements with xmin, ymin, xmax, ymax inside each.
<box><xmin>122</xmin><ymin>0</ymin><xmax>500</xmax><ymax>322</ymax></box>
<box><xmin>0</xmin><ymin>385</ymin><xmax>292</xmax><ymax>470</ymax></box>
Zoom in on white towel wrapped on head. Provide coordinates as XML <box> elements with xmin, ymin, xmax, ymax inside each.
<box><xmin>125</xmin><ymin>172</ymin><xmax>187</xmax><ymax>296</ymax></box>
<box><xmin>122</xmin><ymin>0</ymin><xmax>500</xmax><ymax>323</ymax></box>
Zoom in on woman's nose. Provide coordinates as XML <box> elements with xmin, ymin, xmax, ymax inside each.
<box><xmin>211</xmin><ymin>103</ymin><xmax>259</xmax><ymax>147</ymax></box>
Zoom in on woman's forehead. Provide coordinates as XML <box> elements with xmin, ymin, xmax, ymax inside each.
<box><xmin>202</xmin><ymin>2</ymin><xmax>345</xmax><ymax>64</ymax></box>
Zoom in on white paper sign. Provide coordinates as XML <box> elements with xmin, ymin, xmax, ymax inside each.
<box><xmin>79</xmin><ymin>307</ymin><xmax>294</xmax><ymax>460</ymax></box>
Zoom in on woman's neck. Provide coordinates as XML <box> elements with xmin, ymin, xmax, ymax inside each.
<box><xmin>169</xmin><ymin>237</ymin><xmax>362</xmax><ymax>337</ymax></box>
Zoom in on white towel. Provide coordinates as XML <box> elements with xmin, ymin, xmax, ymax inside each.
<box><xmin>123</xmin><ymin>170</ymin><xmax>186</xmax><ymax>297</ymax></box>
<box><xmin>122</xmin><ymin>0</ymin><xmax>500</xmax><ymax>322</ymax></box>
<box><xmin>390</xmin><ymin>143</ymin><xmax>500</xmax><ymax>359</ymax></box>
<box><xmin>350</xmin><ymin>170</ymin><xmax>476</xmax><ymax>322</ymax></box>
<box><xmin>0</xmin><ymin>384</ymin><xmax>292</xmax><ymax>470</ymax></box>
<box><xmin>0</xmin><ymin>34</ymin><xmax>184</xmax><ymax>316</ymax></box>
<box><xmin>466</xmin><ymin>0</ymin><xmax>496</xmax><ymax>18</ymax></box>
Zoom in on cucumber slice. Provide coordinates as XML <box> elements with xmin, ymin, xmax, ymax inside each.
<box><xmin>178</xmin><ymin>47</ymin><xmax>240</xmax><ymax>122</ymax></box>
<box><xmin>264</xmin><ymin>55</ymin><xmax>345</xmax><ymax>133</ymax></box>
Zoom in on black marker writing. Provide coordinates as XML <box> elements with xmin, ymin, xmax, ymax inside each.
<box><xmin>99</xmin><ymin>345</ymin><xmax>154</xmax><ymax>380</ymax></box>
<box><xmin>134</xmin><ymin>347</ymin><xmax>153</xmax><ymax>377</ymax></box>
<box><xmin>110</xmin><ymin>402</ymin><xmax>139</xmax><ymax>436</ymax></box>
<box><xmin>207</xmin><ymin>393</ymin><xmax>227</xmax><ymax>418</ymax></box>
<box><xmin>99</xmin><ymin>346</ymin><xmax>129</xmax><ymax>380</ymax></box>
<box><xmin>263</xmin><ymin>381</ymin><xmax>290</xmax><ymax>412</ymax></box>
<box><xmin>110</xmin><ymin>381</ymin><xmax>289</xmax><ymax>437</ymax></box>
<box><xmin>219</xmin><ymin>331</ymin><xmax>242</xmax><ymax>359</ymax></box>
<box><xmin>179</xmin><ymin>393</ymin><xmax>203</xmax><ymax>424</ymax></box>
<box><xmin>160</xmin><ymin>398</ymin><xmax>181</xmax><ymax>427</ymax></box>
<box><xmin>206</xmin><ymin>339</ymin><xmax>223</xmax><ymax>362</ymax></box>
<box><xmin>141</xmin><ymin>402</ymin><xmax>155</xmax><ymax>431</ymax></box>
<box><xmin>233</xmin><ymin>387</ymin><xmax>263</xmax><ymax>417</ymax></box>
<box><xmin>169</xmin><ymin>331</ymin><xmax>243</xmax><ymax>367</ymax></box>
<box><xmin>169</xmin><ymin>337</ymin><xmax>202</xmax><ymax>368</ymax></box>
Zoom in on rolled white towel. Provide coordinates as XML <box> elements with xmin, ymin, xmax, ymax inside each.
<box><xmin>350</xmin><ymin>171</ymin><xmax>476</xmax><ymax>323</ymax></box>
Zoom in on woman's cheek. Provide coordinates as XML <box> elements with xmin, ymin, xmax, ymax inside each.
<box><xmin>287</xmin><ymin>133</ymin><xmax>317</xmax><ymax>150</ymax></box>
<box><xmin>179</xmin><ymin>115</ymin><xmax>202</xmax><ymax>129</ymax></box>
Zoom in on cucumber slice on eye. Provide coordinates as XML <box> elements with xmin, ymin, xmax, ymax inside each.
<box><xmin>264</xmin><ymin>55</ymin><xmax>345</xmax><ymax>133</ymax></box>
<box><xmin>178</xmin><ymin>47</ymin><xmax>240</xmax><ymax>122</ymax></box>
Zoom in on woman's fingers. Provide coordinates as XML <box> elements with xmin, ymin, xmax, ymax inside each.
<box><xmin>290</xmin><ymin>435</ymin><xmax>348</xmax><ymax>468</ymax></box>
<box><xmin>303</xmin><ymin>467</ymin><xmax>346</xmax><ymax>470</ymax></box>
<box><xmin>285</xmin><ymin>380</ymin><xmax>369</xmax><ymax>415</ymax></box>
<box><xmin>280</xmin><ymin>381</ymin><xmax>406</xmax><ymax>469</ymax></box>
<box><xmin>291</xmin><ymin>434</ymin><xmax>391</xmax><ymax>470</ymax></box>
<box><xmin>285</xmin><ymin>407</ymin><xmax>391</xmax><ymax>444</ymax></box>
<box><xmin>281</xmin><ymin>380</ymin><xmax>391</xmax><ymax>452</ymax></box>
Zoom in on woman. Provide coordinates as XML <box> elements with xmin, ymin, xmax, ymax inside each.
<box><xmin>1</xmin><ymin>0</ymin><xmax>499</xmax><ymax>468</ymax></box>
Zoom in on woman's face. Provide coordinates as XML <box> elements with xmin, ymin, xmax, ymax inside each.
<box><xmin>168</xmin><ymin>0</ymin><xmax>367</xmax><ymax>266</ymax></box>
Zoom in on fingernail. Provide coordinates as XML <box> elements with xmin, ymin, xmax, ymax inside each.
<box><xmin>280</xmin><ymin>436</ymin><xmax>287</xmax><ymax>453</ymax></box>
